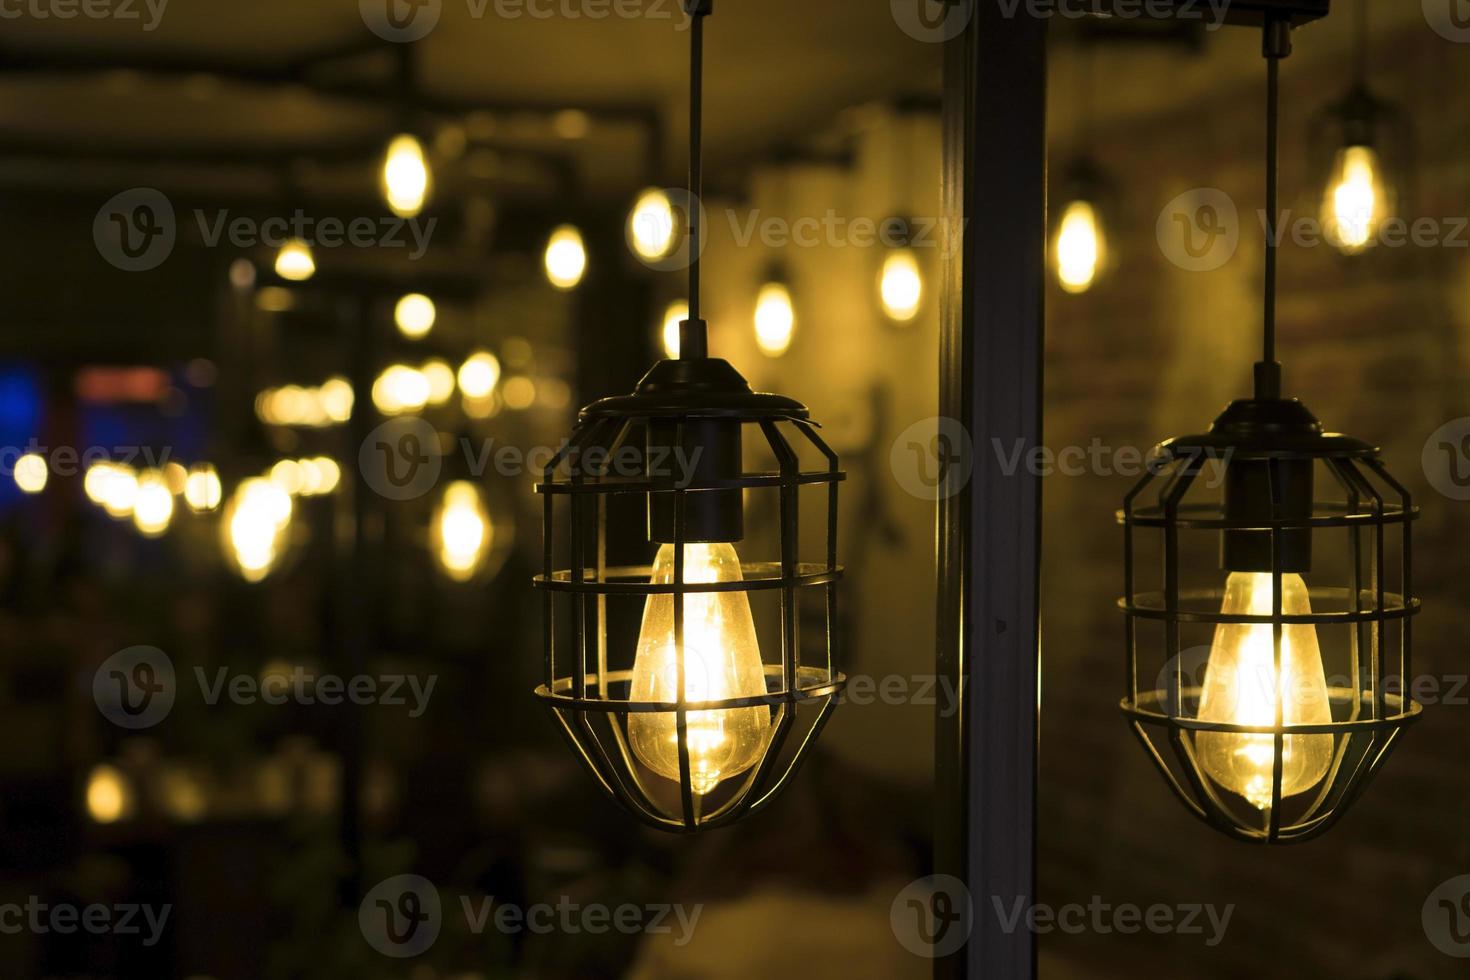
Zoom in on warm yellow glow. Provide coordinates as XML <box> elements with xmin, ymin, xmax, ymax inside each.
<box><xmin>544</xmin><ymin>225</ymin><xmax>587</xmax><ymax>290</ymax></box>
<box><xmin>13</xmin><ymin>453</ymin><xmax>47</xmax><ymax>494</ymax></box>
<box><xmin>421</xmin><ymin>359</ymin><xmax>456</xmax><ymax>405</ymax></box>
<box><xmin>86</xmin><ymin>764</ymin><xmax>133</xmax><ymax>824</ymax></box>
<box><xmin>1323</xmin><ymin>144</ymin><xmax>1388</xmax><ymax>255</ymax></box>
<box><xmin>661</xmin><ymin>301</ymin><xmax>688</xmax><ymax>359</ymax></box>
<box><xmin>184</xmin><ymin>464</ymin><xmax>222</xmax><ymax>513</ymax></box>
<box><xmin>502</xmin><ymin>376</ymin><xmax>536</xmax><ymax>410</ymax></box>
<box><xmin>164</xmin><ymin>461</ymin><xmax>188</xmax><ymax>494</ymax></box>
<box><xmin>1196</xmin><ymin>572</ymin><xmax>1334</xmax><ymax>811</ymax></box>
<box><xmin>269</xmin><ymin>459</ymin><xmax>304</xmax><ymax>496</ymax></box>
<box><xmin>92</xmin><ymin>463</ymin><xmax>139</xmax><ymax>519</ymax></box>
<box><xmin>224</xmin><ymin>478</ymin><xmax>293</xmax><ymax>582</ymax></box>
<box><xmin>434</xmin><ymin>480</ymin><xmax>492</xmax><ymax>583</ymax></box>
<box><xmin>372</xmin><ymin>364</ymin><xmax>431</xmax><ymax>416</ymax></box>
<box><xmin>753</xmin><ymin>282</ymin><xmax>795</xmax><ymax>357</ymax></box>
<box><xmin>629</xmin><ymin>543</ymin><xmax>771</xmax><ymax>795</ymax></box>
<box><xmin>879</xmin><ymin>248</ymin><xmax>923</xmax><ymax>323</ymax></box>
<box><xmin>628</xmin><ymin>188</ymin><xmax>676</xmax><ymax>260</ymax></box>
<box><xmin>320</xmin><ymin>378</ymin><xmax>354</xmax><ymax>423</ymax></box>
<box><xmin>274</xmin><ymin>239</ymin><xmax>316</xmax><ymax>281</ymax></box>
<box><xmin>394</xmin><ymin>293</ymin><xmax>436</xmax><ymax>339</ymax></box>
<box><xmin>132</xmin><ymin>469</ymin><xmax>175</xmax><ymax>537</ymax></box>
<box><xmin>458</xmin><ymin>351</ymin><xmax>501</xmax><ymax>399</ymax></box>
<box><xmin>311</xmin><ymin>457</ymin><xmax>341</xmax><ymax>495</ymax></box>
<box><xmin>1054</xmin><ymin>199</ymin><xmax>1104</xmax><ymax>294</ymax></box>
<box><xmin>381</xmin><ymin>133</ymin><xmax>432</xmax><ymax>218</ymax></box>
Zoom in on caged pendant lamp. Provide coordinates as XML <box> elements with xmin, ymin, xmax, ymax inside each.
<box><xmin>534</xmin><ymin>0</ymin><xmax>846</xmax><ymax>832</ymax></box>
<box><xmin>1118</xmin><ymin>16</ymin><xmax>1421</xmax><ymax>844</ymax></box>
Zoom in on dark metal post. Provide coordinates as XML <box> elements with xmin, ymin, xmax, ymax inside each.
<box><xmin>937</xmin><ymin>3</ymin><xmax>1046</xmax><ymax>977</ymax></box>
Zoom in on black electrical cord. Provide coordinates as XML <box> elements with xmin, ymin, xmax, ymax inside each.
<box><xmin>1257</xmin><ymin>18</ymin><xmax>1292</xmax><ymax>400</ymax></box>
<box><xmin>679</xmin><ymin>1</ymin><xmax>711</xmax><ymax>360</ymax></box>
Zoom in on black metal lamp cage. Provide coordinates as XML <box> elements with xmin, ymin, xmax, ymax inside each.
<box><xmin>1119</xmin><ymin>397</ymin><xmax>1420</xmax><ymax>843</ymax></box>
<box><xmin>534</xmin><ymin>357</ymin><xmax>846</xmax><ymax>832</ymax></box>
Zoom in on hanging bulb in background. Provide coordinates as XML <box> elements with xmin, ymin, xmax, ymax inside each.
<box><xmin>628</xmin><ymin>188</ymin><xmax>676</xmax><ymax>261</ymax></box>
<box><xmin>544</xmin><ymin>225</ymin><xmax>587</xmax><ymax>290</ymax></box>
<box><xmin>224</xmin><ymin>478</ymin><xmax>293</xmax><ymax>583</ymax></box>
<box><xmin>1322</xmin><ymin>144</ymin><xmax>1389</xmax><ymax>255</ymax></box>
<box><xmin>381</xmin><ymin>134</ymin><xmax>431</xmax><ymax>218</ymax></box>
<box><xmin>879</xmin><ymin>247</ymin><xmax>923</xmax><ymax>324</ymax></box>
<box><xmin>1053</xmin><ymin>199</ymin><xmax>1105</xmax><ymax>294</ymax></box>
<box><xmin>662</xmin><ymin>301</ymin><xmax>688</xmax><ymax>359</ymax></box>
<box><xmin>132</xmin><ymin>469</ymin><xmax>175</xmax><ymax>538</ymax></box>
<box><xmin>184</xmin><ymin>464</ymin><xmax>222</xmax><ymax>513</ymax></box>
<box><xmin>1195</xmin><ymin>571</ymin><xmax>1334</xmax><ymax>812</ymax></box>
<box><xmin>753</xmin><ymin>282</ymin><xmax>795</xmax><ymax>357</ymax></box>
<box><xmin>274</xmin><ymin>239</ymin><xmax>316</xmax><ymax>282</ymax></box>
<box><xmin>395</xmin><ymin>293</ymin><xmax>436</xmax><ymax>339</ymax></box>
<box><xmin>434</xmin><ymin>481</ymin><xmax>492</xmax><ymax>583</ymax></box>
<box><xmin>628</xmin><ymin>542</ymin><xmax>771</xmax><ymax>796</ymax></box>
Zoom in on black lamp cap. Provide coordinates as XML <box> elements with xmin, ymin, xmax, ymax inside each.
<box><xmin>1160</xmin><ymin>397</ymin><xmax>1378</xmax><ymax>462</ymax></box>
<box><xmin>581</xmin><ymin>356</ymin><xmax>808</xmax><ymax>421</ymax></box>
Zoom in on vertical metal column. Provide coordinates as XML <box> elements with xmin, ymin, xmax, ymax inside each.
<box><xmin>937</xmin><ymin>3</ymin><xmax>1046</xmax><ymax>978</ymax></box>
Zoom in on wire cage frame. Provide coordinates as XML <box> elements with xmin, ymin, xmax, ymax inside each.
<box><xmin>1118</xmin><ymin>422</ymin><xmax>1421</xmax><ymax>844</ymax></box>
<box><xmin>534</xmin><ymin>403</ymin><xmax>846</xmax><ymax>833</ymax></box>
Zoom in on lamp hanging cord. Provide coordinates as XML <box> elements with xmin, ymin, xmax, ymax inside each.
<box><xmin>681</xmin><ymin>0</ymin><xmax>712</xmax><ymax>360</ymax></box>
<box><xmin>1257</xmin><ymin>17</ymin><xmax>1292</xmax><ymax>400</ymax></box>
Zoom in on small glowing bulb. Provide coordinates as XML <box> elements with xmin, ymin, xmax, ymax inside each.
<box><xmin>1196</xmin><ymin>572</ymin><xmax>1334</xmax><ymax>812</ymax></box>
<box><xmin>394</xmin><ymin>293</ymin><xmax>436</xmax><ymax>339</ymax></box>
<box><xmin>629</xmin><ymin>543</ymin><xmax>771</xmax><ymax>796</ymax></box>
<box><xmin>275</xmin><ymin>239</ymin><xmax>316</xmax><ymax>281</ymax></box>
<box><xmin>434</xmin><ymin>480</ymin><xmax>492</xmax><ymax>583</ymax></box>
<box><xmin>458</xmin><ymin>351</ymin><xmax>501</xmax><ymax>399</ymax></box>
<box><xmin>224</xmin><ymin>478</ymin><xmax>293</xmax><ymax>582</ymax></box>
<box><xmin>662</xmin><ymin>301</ymin><xmax>689</xmax><ymax>359</ymax></box>
<box><xmin>381</xmin><ymin>133</ymin><xmax>432</xmax><ymax>218</ymax></box>
<box><xmin>312</xmin><ymin>457</ymin><xmax>341</xmax><ymax>494</ymax></box>
<box><xmin>1054</xmin><ymin>199</ymin><xmax>1104</xmax><ymax>294</ymax></box>
<box><xmin>184</xmin><ymin>464</ymin><xmax>222</xmax><ymax>513</ymax></box>
<box><xmin>628</xmin><ymin>188</ymin><xmax>676</xmax><ymax>260</ymax></box>
<box><xmin>422</xmin><ymin>359</ymin><xmax>456</xmax><ymax>405</ymax></box>
<box><xmin>753</xmin><ymin>282</ymin><xmax>795</xmax><ymax>357</ymax></box>
<box><xmin>269</xmin><ymin>459</ymin><xmax>304</xmax><ymax>496</ymax></box>
<box><xmin>86</xmin><ymin>764</ymin><xmax>133</xmax><ymax>824</ymax></box>
<box><xmin>1323</xmin><ymin>144</ymin><xmax>1388</xmax><ymax>255</ymax></box>
<box><xmin>100</xmin><ymin>464</ymin><xmax>139</xmax><ymax>519</ymax></box>
<box><xmin>13</xmin><ymin>453</ymin><xmax>47</xmax><ymax>494</ymax></box>
<box><xmin>879</xmin><ymin>248</ymin><xmax>923</xmax><ymax>323</ymax></box>
<box><xmin>372</xmin><ymin>364</ymin><xmax>430</xmax><ymax>415</ymax></box>
<box><xmin>544</xmin><ymin>225</ymin><xmax>587</xmax><ymax>290</ymax></box>
<box><xmin>320</xmin><ymin>377</ymin><xmax>354</xmax><ymax>423</ymax></box>
<box><xmin>133</xmin><ymin>469</ymin><xmax>175</xmax><ymax>537</ymax></box>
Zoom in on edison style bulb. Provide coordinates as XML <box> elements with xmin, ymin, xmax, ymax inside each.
<box><xmin>1195</xmin><ymin>572</ymin><xmax>1334</xmax><ymax>810</ymax></box>
<box><xmin>1054</xmin><ymin>199</ymin><xmax>1104</xmax><ymax>294</ymax></box>
<box><xmin>1322</xmin><ymin>144</ymin><xmax>1388</xmax><ymax>255</ymax></box>
<box><xmin>381</xmin><ymin>134</ymin><xmax>431</xmax><ymax>218</ymax></box>
<box><xmin>879</xmin><ymin>248</ymin><xmax>923</xmax><ymax>323</ymax></box>
<box><xmin>629</xmin><ymin>543</ymin><xmax>771</xmax><ymax>795</ymax></box>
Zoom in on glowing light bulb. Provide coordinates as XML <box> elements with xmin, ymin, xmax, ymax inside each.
<box><xmin>372</xmin><ymin>364</ymin><xmax>430</xmax><ymax>415</ymax></box>
<box><xmin>184</xmin><ymin>464</ymin><xmax>222</xmax><ymax>513</ymax></box>
<box><xmin>422</xmin><ymin>359</ymin><xmax>456</xmax><ymax>405</ymax></box>
<box><xmin>274</xmin><ymin>239</ymin><xmax>316</xmax><ymax>281</ymax></box>
<box><xmin>662</xmin><ymin>301</ymin><xmax>688</xmax><ymax>359</ymax></box>
<box><xmin>628</xmin><ymin>188</ymin><xmax>676</xmax><ymax>260</ymax></box>
<box><xmin>628</xmin><ymin>543</ymin><xmax>771</xmax><ymax>796</ymax></box>
<box><xmin>458</xmin><ymin>351</ymin><xmax>501</xmax><ymax>399</ymax></box>
<box><xmin>1054</xmin><ymin>199</ymin><xmax>1104</xmax><ymax>294</ymax></box>
<box><xmin>1323</xmin><ymin>144</ymin><xmax>1388</xmax><ymax>255</ymax></box>
<box><xmin>544</xmin><ymin>225</ymin><xmax>587</xmax><ymax>290</ymax></box>
<box><xmin>1195</xmin><ymin>571</ymin><xmax>1334</xmax><ymax>811</ymax></box>
<box><xmin>224</xmin><ymin>478</ymin><xmax>293</xmax><ymax>582</ymax></box>
<box><xmin>86</xmin><ymin>764</ymin><xmax>133</xmax><ymax>824</ymax></box>
<box><xmin>132</xmin><ymin>469</ymin><xmax>175</xmax><ymax>537</ymax></box>
<box><xmin>13</xmin><ymin>453</ymin><xmax>47</xmax><ymax>494</ymax></box>
<box><xmin>434</xmin><ymin>480</ymin><xmax>492</xmax><ymax>583</ymax></box>
<box><xmin>395</xmin><ymin>293</ymin><xmax>436</xmax><ymax>339</ymax></box>
<box><xmin>99</xmin><ymin>464</ymin><xmax>139</xmax><ymax>519</ymax></box>
<box><xmin>753</xmin><ymin>282</ymin><xmax>795</xmax><ymax>357</ymax></box>
<box><xmin>381</xmin><ymin>133</ymin><xmax>431</xmax><ymax>218</ymax></box>
<box><xmin>320</xmin><ymin>377</ymin><xmax>354</xmax><ymax>423</ymax></box>
<box><xmin>879</xmin><ymin>248</ymin><xmax>923</xmax><ymax>323</ymax></box>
